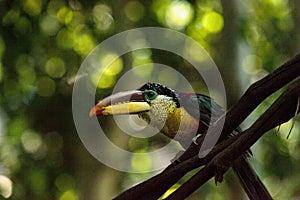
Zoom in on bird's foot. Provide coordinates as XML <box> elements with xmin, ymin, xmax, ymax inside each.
<box><xmin>212</xmin><ymin>159</ymin><xmax>230</xmax><ymax>185</ymax></box>
<box><xmin>192</xmin><ymin>135</ymin><xmax>201</xmax><ymax>145</ymax></box>
<box><xmin>214</xmin><ymin>166</ymin><xmax>226</xmax><ymax>184</ymax></box>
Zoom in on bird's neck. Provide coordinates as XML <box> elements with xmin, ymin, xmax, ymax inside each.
<box><xmin>138</xmin><ymin>104</ymin><xmax>199</xmax><ymax>145</ymax></box>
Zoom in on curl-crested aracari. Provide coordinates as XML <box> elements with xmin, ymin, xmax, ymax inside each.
<box><xmin>89</xmin><ymin>82</ymin><xmax>224</xmax><ymax>147</ymax></box>
<box><xmin>90</xmin><ymin>82</ymin><xmax>271</xmax><ymax>199</ymax></box>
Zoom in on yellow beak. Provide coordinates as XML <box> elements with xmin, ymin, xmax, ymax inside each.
<box><xmin>89</xmin><ymin>90</ymin><xmax>150</xmax><ymax>117</ymax></box>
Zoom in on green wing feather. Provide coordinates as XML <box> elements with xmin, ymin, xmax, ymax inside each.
<box><xmin>181</xmin><ymin>94</ymin><xmax>225</xmax><ymax>127</ymax></box>
<box><xmin>181</xmin><ymin>93</ymin><xmax>243</xmax><ymax>137</ymax></box>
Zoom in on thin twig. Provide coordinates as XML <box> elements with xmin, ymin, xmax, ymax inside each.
<box><xmin>286</xmin><ymin>97</ymin><xmax>300</xmax><ymax>139</ymax></box>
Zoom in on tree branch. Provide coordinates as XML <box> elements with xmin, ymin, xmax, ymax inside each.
<box><xmin>219</xmin><ymin>53</ymin><xmax>300</xmax><ymax>141</ymax></box>
<box><xmin>166</xmin><ymin>78</ymin><xmax>300</xmax><ymax>199</ymax></box>
<box><xmin>215</xmin><ymin>78</ymin><xmax>300</xmax><ymax>166</ymax></box>
<box><xmin>113</xmin><ymin>54</ymin><xmax>300</xmax><ymax>200</ymax></box>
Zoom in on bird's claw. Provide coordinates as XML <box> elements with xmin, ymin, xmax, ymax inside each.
<box><xmin>213</xmin><ymin>159</ymin><xmax>230</xmax><ymax>185</ymax></box>
<box><xmin>192</xmin><ymin>135</ymin><xmax>201</xmax><ymax>145</ymax></box>
<box><xmin>214</xmin><ymin>166</ymin><xmax>226</xmax><ymax>184</ymax></box>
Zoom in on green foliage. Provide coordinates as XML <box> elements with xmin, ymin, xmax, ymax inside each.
<box><xmin>0</xmin><ymin>0</ymin><xmax>299</xmax><ymax>199</ymax></box>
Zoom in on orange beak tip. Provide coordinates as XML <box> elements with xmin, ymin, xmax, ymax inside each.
<box><xmin>89</xmin><ymin>108</ymin><xmax>95</xmax><ymax>117</ymax></box>
<box><xmin>89</xmin><ymin>106</ymin><xmax>102</xmax><ymax>117</ymax></box>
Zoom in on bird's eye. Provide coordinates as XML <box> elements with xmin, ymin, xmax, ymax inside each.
<box><xmin>143</xmin><ymin>90</ymin><xmax>157</xmax><ymax>101</ymax></box>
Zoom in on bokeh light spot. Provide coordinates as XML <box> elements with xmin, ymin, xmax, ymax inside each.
<box><xmin>158</xmin><ymin>69</ymin><xmax>179</xmax><ymax>88</ymax></box>
<box><xmin>47</xmin><ymin>0</ymin><xmax>66</xmax><ymax>14</ymax></box>
<box><xmin>2</xmin><ymin>9</ymin><xmax>20</xmax><ymax>25</ymax></box>
<box><xmin>165</xmin><ymin>1</ymin><xmax>194</xmax><ymax>30</ymax></box>
<box><xmin>90</xmin><ymin>53</ymin><xmax>123</xmax><ymax>89</ymax></box>
<box><xmin>0</xmin><ymin>175</ymin><xmax>13</xmax><ymax>198</ymax></box>
<box><xmin>97</xmin><ymin>74</ymin><xmax>116</xmax><ymax>89</ymax></box>
<box><xmin>40</xmin><ymin>15</ymin><xmax>60</xmax><ymax>36</ymax></box>
<box><xmin>202</xmin><ymin>11</ymin><xmax>224</xmax><ymax>33</ymax></box>
<box><xmin>56</xmin><ymin>28</ymin><xmax>74</xmax><ymax>49</ymax></box>
<box><xmin>15</xmin><ymin>54</ymin><xmax>36</xmax><ymax>86</ymax></box>
<box><xmin>21</xmin><ymin>130</ymin><xmax>42</xmax><ymax>154</ymax></box>
<box><xmin>128</xmin><ymin>138</ymin><xmax>149</xmax><ymax>151</ymax></box>
<box><xmin>124</xmin><ymin>1</ymin><xmax>145</xmax><ymax>22</ymax></box>
<box><xmin>132</xmin><ymin>49</ymin><xmax>152</xmax><ymax>60</ymax></box>
<box><xmin>45</xmin><ymin>57</ymin><xmax>66</xmax><ymax>78</ymax></box>
<box><xmin>183</xmin><ymin>41</ymin><xmax>209</xmax><ymax>64</ymax></box>
<box><xmin>130</xmin><ymin>151</ymin><xmax>152</xmax><ymax>172</ymax></box>
<box><xmin>93</xmin><ymin>4</ymin><xmax>114</xmax><ymax>33</ymax></box>
<box><xmin>14</xmin><ymin>17</ymin><xmax>32</xmax><ymax>35</ymax></box>
<box><xmin>55</xmin><ymin>174</ymin><xmax>75</xmax><ymax>192</ymax></box>
<box><xmin>73</xmin><ymin>34</ymin><xmax>96</xmax><ymax>56</ymax></box>
<box><xmin>36</xmin><ymin>77</ymin><xmax>56</xmax><ymax>97</ymax></box>
<box><xmin>242</xmin><ymin>54</ymin><xmax>263</xmax><ymax>74</ymax></box>
<box><xmin>131</xmin><ymin>50</ymin><xmax>153</xmax><ymax>77</ymax></box>
<box><xmin>269</xmin><ymin>0</ymin><xmax>288</xmax><ymax>7</ymax></box>
<box><xmin>132</xmin><ymin>62</ymin><xmax>153</xmax><ymax>77</ymax></box>
<box><xmin>60</xmin><ymin>190</ymin><xmax>79</xmax><ymax>200</ymax></box>
<box><xmin>101</xmin><ymin>54</ymin><xmax>123</xmax><ymax>76</ymax></box>
<box><xmin>57</xmin><ymin>7</ymin><xmax>73</xmax><ymax>24</ymax></box>
<box><xmin>23</xmin><ymin>0</ymin><xmax>42</xmax><ymax>16</ymax></box>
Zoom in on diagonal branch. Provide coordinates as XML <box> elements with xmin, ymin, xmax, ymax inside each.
<box><xmin>218</xmin><ymin>54</ymin><xmax>300</xmax><ymax>141</ymax></box>
<box><xmin>215</xmin><ymin>78</ymin><xmax>300</xmax><ymax>167</ymax></box>
<box><xmin>167</xmin><ymin>79</ymin><xmax>300</xmax><ymax>199</ymax></box>
<box><xmin>113</xmin><ymin>54</ymin><xmax>300</xmax><ymax>200</ymax></box>
<box><xmin>113</xmin><ymin>135</ymin><xmax>236</xmax><ymax>200</ymax></box>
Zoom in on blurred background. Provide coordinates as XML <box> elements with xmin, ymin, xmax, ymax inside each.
<box><xmin>0</xmin><ymin>0</ymin><xmax>300</xmax><ymax>199</ymax></box>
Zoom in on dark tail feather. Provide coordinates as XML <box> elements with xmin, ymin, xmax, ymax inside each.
<box><xmin>232</xmin><ymin>157</ymin><xmax>272</xmax><ymax>200</ymax></box>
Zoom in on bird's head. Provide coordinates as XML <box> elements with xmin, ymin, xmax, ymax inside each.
<box><xmin>90</xmin><ymin>82</ymin><xmax>181</xmax><ymax>129</ymax></box>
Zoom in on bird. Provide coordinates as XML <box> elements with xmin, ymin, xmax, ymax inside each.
<box><xmin>90</xmin><ymin>82</ymin><xmax>271</xmax><ymax>199</ymax></box>
<box><xmin>89</xmin><ymin>82</ymin><xmax>225</xmax><ymax>147</ymax></box>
